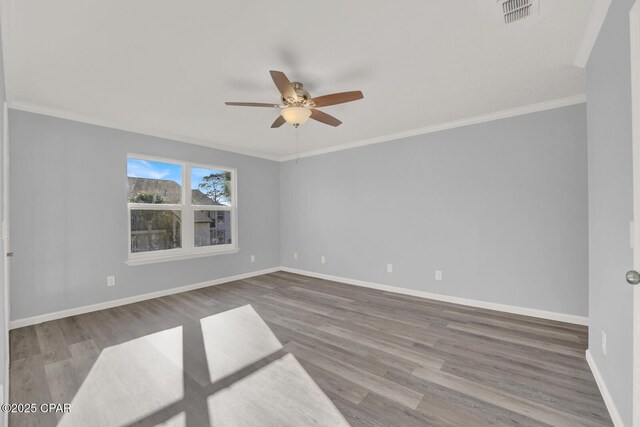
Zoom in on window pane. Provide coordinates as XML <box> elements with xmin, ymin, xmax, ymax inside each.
<box><xmin>128</xmin><ymin>158</ymin><xmax>183</xmax><ymax>204</ymax></box>
<box><xmin>194</xmin><ymin>210</ymin><xmax>231</xmax><ymax>247</ymax></box>
<box><xmin>131</xmin><ymin>210</ymin><xmax>182</xmax><ymax>253</ymax></box>
<box><xmin>192</xmin><ymin>167</ymin><xmax>231</xmax><ymax>206</ymax></box>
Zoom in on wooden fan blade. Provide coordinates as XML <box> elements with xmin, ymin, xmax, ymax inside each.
<box><xmin>310</xmin><ymin>109</ymin><xmax>342</xmax><ymax>127</ymax></box>
<box><xmin>225</xmin><ymin>102</ymin><xmax>280</xmax><ymax>108</ymax></box>
<box><xmin>271</xmin><ymin>115</ymin><xmax>286</xmax><ymax>128</ymax></box>
<box><xmin>269</xmin><ymin>70</ymin><xmax>299</xmax><ymax>102</ymax></box>
<box><xmin>312</xmin><ymin>91</ymin><xmax>363</xmax><ymax>108</ymax></box>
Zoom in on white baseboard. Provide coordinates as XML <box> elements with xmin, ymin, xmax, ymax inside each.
<box><xmin>279</xmin><ymin>267</ymin><xmax>589</xmax><ymax>326</ymax></box>
<box><xmin>9</xmin><ymin>267</ymin><xmax>280</xmax><ymax>329</ymax></box>
<box><xmin>586</xmin><ymin>349</ymin><xmax>625</xmax><ymax>426</ymax></box>
<box><xmin>10</xmin><ymin>265</ymin><xmax>589</xmax><ymax>329</ymax></box>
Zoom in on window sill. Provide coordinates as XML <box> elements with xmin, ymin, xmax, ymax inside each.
<box><xmin>125</xmin><ymin>248</ymin><xmax>241</xmax><ymax>266</ymax></box>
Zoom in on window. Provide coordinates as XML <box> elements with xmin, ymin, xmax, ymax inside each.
<box><xmin>127</xmin><ymin>156</ymin><xmax>237</xmax><ymax>263</ymax></box>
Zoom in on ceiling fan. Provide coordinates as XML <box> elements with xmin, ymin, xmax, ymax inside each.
<box><xmin>225</xmin><ymin>70</ymin><xmax>363</xmax><ymax>128</ymax></box>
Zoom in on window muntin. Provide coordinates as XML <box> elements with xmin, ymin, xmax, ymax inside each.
<box><xmin>127</xmin><ymin>155</ymin><xmax>237</xmax><ymax>261</ymax></box>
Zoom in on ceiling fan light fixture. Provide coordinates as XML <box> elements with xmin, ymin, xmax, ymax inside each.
<box><xmin>281</xmin><ymin>106</ymin><xmax>311</xmax><ymax>126</ymax></box>
<box><xmin>225</xmin><ymin>70</ymin><xmax>362</xmax><ymax>128</ymax></box>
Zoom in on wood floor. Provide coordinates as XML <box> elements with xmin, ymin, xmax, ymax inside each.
<box><xmin>9</xmin><ymin>271</ymin><xmax>611</xmax><ymax>426</ymax></box>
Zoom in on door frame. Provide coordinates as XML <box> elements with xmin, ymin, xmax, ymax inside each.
<box><xmin>2</xmin><ymin>101</ymin><xmax>8</xmax><ymax>425</ymax></box>
<box><xmin>629</xmin><ymin>2</ymin><xmax>640</xmax><ymax>425</ymax></box>
<box><xmin>2</xmin><ymin>101</ymin><xmax>8</xmax><ymax>426</ymax></box>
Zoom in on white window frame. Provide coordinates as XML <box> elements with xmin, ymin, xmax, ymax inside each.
<box><xmin>126</xmin><ymin>154</ymin><xmax>239</xmax><ymax>266</ymax></box>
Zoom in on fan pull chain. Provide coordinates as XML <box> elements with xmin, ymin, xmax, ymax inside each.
<box><xmin>296</xmin><ymin>127</ymin><xmax>300</xmax><ymax>164</ymax></box>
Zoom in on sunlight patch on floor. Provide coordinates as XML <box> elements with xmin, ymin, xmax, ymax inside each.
<box><xmin>156</xmin><ymin>411</ymin><xmax>186</xmax><ymax>427</ymax></box>
<box><xmin>200</xmin><ymin>304</ymin><xmax>283</xmax><ymax>382</ymax></box>
<box><xmin>54</xmin><ymin>304</ymin><xmax>347</xmax><ymax>426</ymax></box>
<box><xmin>58</xmin><ymin>326</ymin><xmax>184</xmax><ymax>427</ymax></box>
<box><xmin>208</xmin><ymin>353</ymin><xmax>349</xmax><ymax>427</ymax></box>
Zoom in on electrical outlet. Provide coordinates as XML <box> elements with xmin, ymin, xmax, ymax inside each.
<box><xmin>293</xmin><ymin>252</ymin><xmax>298</xmax><ymax>259</ymax></box>
<box><xmin>321</xmin><ymin>256</ymin><xmax>326</xmax><ymax>264</ymax></box>
<box><xmin>107</xmin><ymin>275</ymin><xmax>116</xmax><ymax>287</ymax></box>
<box><xmin>387</xmin><ymin>263</ymin><xmax>393</xmax><ymax>273</ymax></box>
<box><xmin>250</xmin><ymin>255</ymin><xmax>255</xmax><ymax>263</ymax></box>
<box><xmin>602</xmin><ymin>331</ymin><xmax>607</xmax><ymax>355</ymax></box>
<box><xmin>435</xmin><ymin>270</ymin><xmax>443</xmax><ymax>281</ymax></box>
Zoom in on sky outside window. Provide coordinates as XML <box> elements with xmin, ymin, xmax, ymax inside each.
<box><xmin>127</xmin><ymin>158</ymin><xmax>183</xmax><ymax>185</ymax></box>
<box><xmin>128</xmin><ymin>159</ymin><xmax>228</xmax><ymax>191</ymax></box>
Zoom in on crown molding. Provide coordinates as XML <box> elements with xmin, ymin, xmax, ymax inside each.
<box><xmin>574</xmin><ymin>0</ymin><xmax>612</xmax><ymax>68</ymax></box>
<box><xmin>279</xmin><ymin>94</ymin><xmax>587</xmax><ymax>162</ymax></box>
<box><xmin>6</xmin><ymin>101</ymin><xmax>282</xmax><ymax>162</ymax></box>
<box><xmin>8</xmin><ymin>94</ymin><xmax>586</xmax><ymax>163</ymax></box>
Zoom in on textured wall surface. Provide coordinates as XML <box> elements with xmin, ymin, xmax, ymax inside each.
<box><xmin>9</xmin><ymin>110</ymin><xmax>280</xmax><ymax>320</ymax></box>
<box><xmin>281</xmin><ymin>104</ymin><xmax>588</xmax><ymax>316</ymax></box>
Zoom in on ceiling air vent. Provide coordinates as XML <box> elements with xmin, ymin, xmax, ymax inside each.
<box><xmin>499</xmin><ymin>0</ymin><xmax>537</xmax><ymax>24</ymax></box>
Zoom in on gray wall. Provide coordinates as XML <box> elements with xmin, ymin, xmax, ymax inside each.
<box><xmin>281</xmin><ymin>104</ymin><xmax>588</xmax><ymax>316</ymax></box>
<box><xmin>586</xmin><ymin>0</ymin><xmax>635</xmax><ymax>424</ymax></box>
<box><xmin>8</xmin><ymin>109</ymin><xmax>280</xmax><ymax>321</ymax></box>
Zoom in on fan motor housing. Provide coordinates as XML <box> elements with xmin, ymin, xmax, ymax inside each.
<box><xmin>285</xmin><ymin>82</ymin><xmax>312</xmax><ymax>104</ymax></box>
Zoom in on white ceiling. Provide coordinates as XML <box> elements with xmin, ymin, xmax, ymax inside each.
<box><xmin>1</xmin><ymin>0</ymin><xmax>594</xmax><ymax>160</ymax></box>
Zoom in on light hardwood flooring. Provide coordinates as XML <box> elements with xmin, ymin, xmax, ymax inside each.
<box><xmin>9</xmin><ymin>271</ymin><xmax>612</xmax><ymax>426</ymax></box>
